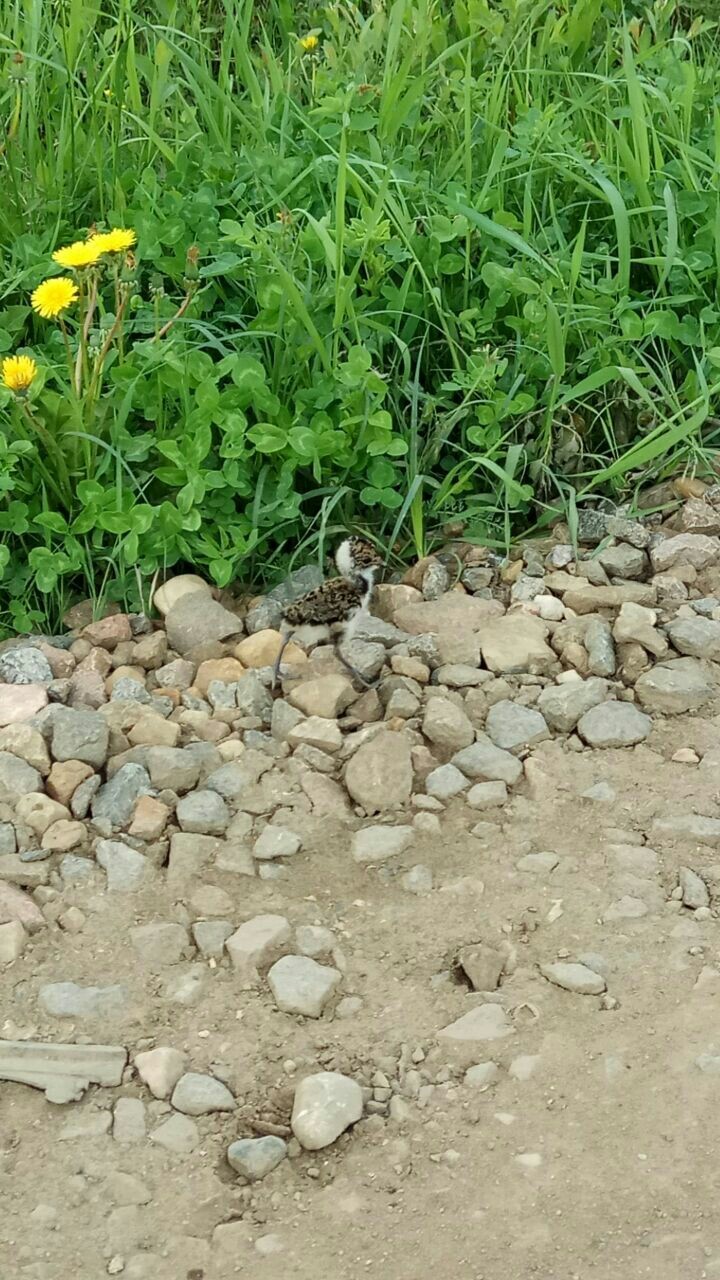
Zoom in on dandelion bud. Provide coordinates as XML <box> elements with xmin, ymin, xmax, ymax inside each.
<box><xmin>184</xmin><ymin>245</ymin><xmax>200</xmax><ymax>282</ymax></box>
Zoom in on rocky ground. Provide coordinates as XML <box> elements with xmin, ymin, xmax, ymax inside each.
<box><xmin>4</xmin><ymin>493</ymin><xmax>720</xmax><ymax>1279</ymax></box>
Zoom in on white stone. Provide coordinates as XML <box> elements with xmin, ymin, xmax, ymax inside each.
<box><xmin>540</xmin><ymin>962</ymin><xmax>606</xmax><ymax>994</ymax></box>
<box><xmin>134</xmin><ymin>1047</ymin><xmax>186</xmax><ymax>1100</ymax></box>
<box><xmin>225</xmin><ymin>914</ymin><xmax>291</xmax><ymax>986</ymax></box>
<box><xmin>171</xmin><ymin>1072</ymin><xmax>235</xmax><ymax>1115</ymax></box>
<box><xmin>253</xmin><ymin>826</ymin><xmax>302</xmax><ymax>860</ymax></box>
<box><xmin>291</xmin><ymin>1071</ymin><xmax>363</xmax><ymax>1150</ymax></box>
<box><xmin>267</xmin><ymin>955</ymin><xmax>341</xmax><ymax>1018</ymax></box>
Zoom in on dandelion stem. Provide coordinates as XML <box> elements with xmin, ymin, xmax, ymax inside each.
<box><xmin>58</xmin><ymin>318</ymin><xmax>75</xmax><ymax>389</ymax></box>
<box><xmin>75</xmin><ymin>274</ymin><xmax>98</xmax><ymax>395</ymax></box>
<box><xmin>153</xmin><ymin>288</ymin><xmax>195</xmax><ymax>342</ymax></box>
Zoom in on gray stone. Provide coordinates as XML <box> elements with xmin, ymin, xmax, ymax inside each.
<box><xmin>434</xmin><ymin>664</ymin><xmax>487</xmax><ymax>689</ymax></box>
<box><xmin>352</xmin><ymin>825</ymin><xmax>413</xmax><ymax>864</ymax></box>
<box><xmin>192</xmin><ymin>919</ymin><xmax>234</xmax><ymax>958</ymax></box>
<box><xmin>176</xmin><ymin>790</ymin><xmax>229</xmax><ymax>835</ymax></box>
<box><xmin>537</xmin><ymin>678</ymin><xmax>608</xmax><ymax>733</ymax></box>
<box><xmin>597</xmin><ymin>543</ymin><xmax>647</xmax><ymax>579</ymax></box>
<box><xmin>652</xmin><ymin>814</ymin><xmax>720</xmax><ymax>846</ymax></box>
<box><xmin>59</xmin><ymin>854</ymin><xmax>96</xmax><ymax>886</ymax></box>
<box><xmin>130</xmin><ymin>922</ymin><xmax>189</xmax><ymax>967</ymax></box>
<box><xmin>517</xmin><ymin>850</ymin><xmax>559</xmax><ymax>874</ymax></box>
<box><xmin>401</xmin><ymin>863</ymin><xmax>433</xmax><ymax>894</ymax></box>
<box><xmin>165</xmin><ymin>591</ymin><xmax>242</xmax><ymax>655</ymax></box>
<box><xmin>692</xmin><ymin>597</ymin><xmax>719</xmax><ymax>616</ymax></box>
<box><xmin>110</xmin><ymin>677</ymin><xmax>151</xmax><ymax>704</ymax></box>
<box><xmin>295</xmin><ymin>925</ymin><xmax>335</xmax><ymax>958</ymax></box>
<box><xmin>171</xmin><ymin>1072</ymin><xmax>235</xmax><ymax>1115</ymax></box>
<box><xmin>609</xmin><ymin>843</ymin><xmax>659</xmax><ymax>875</ymax></box>
<box><xmin>267</xmin><ymin>954</ymin><xmax>341</xmax><ymax>1017</ymax></box>
<box><xmin>422</xmin><ymin>699</ymin><xmax>474</xmax><ymax>755</ymax></box>
<box><xmin>584</xmin><ymin>619</ymin><xmax>616</xmax><ymax>677</ymax></box>
<box><xmin>577</xmin><ymin>702</ymin><xmax>651</xmax><ymax>748</ymax></box>
<box><xmin>39</xmin><ymin>981</ymin><xmax>127</xmax><ymax>1019</ymax></box>
<box><xmin>225</xmin><ymin>914</ymin><xmax>291</xmax><ymax>985</ymax></box>
<box><xmin>113</xmin><ymin>1097</ymin><xmax>146</xmax><ymax>1144</ymax></box>
<box><xmin>227</xmin><ymin>1136</ymin><xmax>287</xmax><ymax>1181</ymax></box>
<box><xmin>146</xmin><ymin>747</ymin><xmax>201</xmax><ymax>793</ymax></box>
<box><xmin>635</xmin><ymin>659</ymin><xmax>713</xmax><ymax>714</ymax></box>
<box><xmin>452</xmin><ymin>736</ymin><xmax>523</xmax><ymax>785</ymax></box>
<box><xmin>467</xmin><ymin>781</ymin><xmax>507</xmax><ymax>809</ymax></box>
<box><xmin>163</xmin><ymin>963</ymin><xmax>206</xmax><ymax>1007</ymax></box>
<box><xmin>606</xmin><ymin>516</ymin><xmax>650</xmax><ymax>549</ymax></box>
<box><xmin>0</xmin><ymin>647</ymin><xmax>52</xmax><ymax>685</ymax></box>
<box><xmin>385</xmin><ymin>688</ymin><xmax>420</xmax><ymax>719</ymax></box>
<box><xmin>457</xmin><ymin>944</ymin><xmax>505</xmax><ymax>991</ymax></box>
<box><xmin>291</xmin><ymin>1071</ymin><xmax>363</xmax><ymax>1150</ymax></box>
<box><xmin>485</xmin><ymin>701</ymin><xmax>549</xmax><ymax>753</ymax></box>
<box><xmin>464</xmin><ymin>1061</ymin><xmax>500</xmax><ymax>1089</ymax></box>
<box><xmin>422</xmin><ymin>561</ymin><xmax>450</xmax><ymax>599</ymax></box>
<box><xmin>71</xmin><ymin>773</ymin><xmax>102</xmax><ymax>819</ymax></box>
<box><xmin>695</xmin><ymin>1053</ymin><xmax>720</xmax><ymax>1075</ymax></box>
<box><xmin>96</xmin><ymin>839</ymin><xmax>148</xmax><ymax>891</ymax></box>
<box><xmin>59</xmin><ymin>1112</ymin><xmax>112</xmax><ymax>1140</ymax></box>
<box><xmin>0</xmin><ymin>752</ymin><xmax>42</xmax><ymax>804</ymax></box>
<box><xmin>462</xmin><ymin>567</ymin><xmax>494</xmax><ymax>592</ymax></box>
<box><xmin>0</xmin><ymin>1040</ymin><xmax>126</xmax><ymax>1096</ymax></box>
<box><xmin>105</xmin><ymin>1172</ymin><xmax>152</xmax><ymax>1206</ymax></box>
<box><xmin>253</xmin><ymin>826</ymin><xmax>302</xmax><ymax>860</ymax></box>
<box><xmin>650</xmin><ymin>533</ymin><xmax>720</xmax><ymax>573</ymax></box>
<box><xmin>91</xmin><ymin>763</ymin><xmax>151</xmax><ymax>828</ymax></box>
<box><xmin>577</xmin><ymin>509</ymin><xmax>609</xmax><ymax>544</ymax></box>
<box><xmin>603</xmin><ymin>896</ymin><xmax>648</xmax><ymax>920</ymax></box>
<box><xmin>49</xmin><ymin>708</ymin><xmax>109</xmax><ymax>767</ymax></box>
<box><xmin>425</xmin><ymin>763</ymin><xmax>469</xmax><ymax>800</ymax></box>
<box><xmin>149</xmin><ymin>1113</ymin><xmax>199</xmax><ymax>1153</ymax></box>
<box><xmin>0</xmin><ymin>823</ymin><xmax>16</xmax><ymax>856</ymax></box>
<box><xmin>679</xmin><ymin>866</ymin><xmax>709</xmax><ymax>910</ymax></box>
<box><xmin>581</xmin><ymin>781</ymin><xmax>616</xmax><ymax>802</ymax></box>
<box><xmin>438</xmin><ymin>1004</ymin><xmax>513</xmax><ymax>1043</ymax></box>
<box><xmin>540</xmin><ymin>962</ymin><xmax>606</xmax><ymax>994</ymax></box>
<box><xmin>235</xmin><ymin>671</ymin><xmax>273</xmax><ymax>721</ymax></box>
<box><xmin>271</xmin><ymin>699</ymin><xmax>304</xmax><ymax>741</ymax></box>
<box><xmin>666</xmin><ymin>617</ymin><xmax>720</xmax><ymax>661</ymax></box>
<box><xmin>341</xmin><ymin>640</ymin><xmax>386</xmax><ymax>681</ymax></box>
<box><xmin>344</xmin><ymin>730</ymin><xmax>413</xmax><ymax>813</ymax></box>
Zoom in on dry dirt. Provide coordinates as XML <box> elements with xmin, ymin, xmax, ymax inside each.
<box><xmin>3</xmin><ymin>715</ymin><xmax>720</xmax><ymax>1280</ymax></box>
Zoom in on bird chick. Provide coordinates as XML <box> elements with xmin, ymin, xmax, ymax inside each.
<box><xmin>272</xmin><ymin>538</ymin><xmax>383</xmax><ymax>689</ymax></box>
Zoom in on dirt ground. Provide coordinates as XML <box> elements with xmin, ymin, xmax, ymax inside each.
<box><xmin>3</xmin><ymin>712</ymin><xmax>720</xmax><ymax>1280</ymax></box>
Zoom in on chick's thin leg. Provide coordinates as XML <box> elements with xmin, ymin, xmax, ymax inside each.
<box><xmin>334</xmin><ymin>642</ymin><xmax>374</xmax><ymax>688</ymax></box>
<box><xmin>272</xmin><ymin>629</ymin><xmax>294</xmax><ymax>690</ymax></box>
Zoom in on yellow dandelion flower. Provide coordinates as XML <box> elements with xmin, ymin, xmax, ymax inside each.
<box><xmin>299</xmin><ymin>33</ymin><xmax>319</xmax><ymax>51</ymax></box>
<box><xmin>89</xmin><ymin>227</ymin><xmax>137</xmax><ymax>255</ymax></box>
<box><xmin>2</xmin><ymin>354</ymin><xmax>37</xmax><ymax>394</ymax></box>
<box><xmin>52</xmin><ymin>239</ymin><xmax>103</xmax><ymax>270</ymax></box>
<box><xmin>31</xmin><ymin>277</ymin><xmax>79</xmax><ymax>320</ymax></box>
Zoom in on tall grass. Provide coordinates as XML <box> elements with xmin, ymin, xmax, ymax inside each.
<box><xmin>0</xmin><ymin>0</ymin><xmax>719</xmax><ymax>631</ymax></box>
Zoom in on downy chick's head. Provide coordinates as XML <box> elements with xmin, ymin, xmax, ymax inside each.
<box><xmin>335</xmin><ymin>536</ymin><xmax>383</xmax><ymax>588</ymax></box>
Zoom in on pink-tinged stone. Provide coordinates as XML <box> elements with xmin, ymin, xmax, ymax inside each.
<box><xmin>0</xmin><ymin>880</ymin><xmax>46</xmax><ymax>933</ymax></box>
<box><xmin>82</xmin><ymin>615</ymin><xmax>132</xmax><ymax>650</ymax></box>
<box><xmin>0</xmin><ymin>684</ymin><xmax>48</xmax><ymax>727</ymax></box>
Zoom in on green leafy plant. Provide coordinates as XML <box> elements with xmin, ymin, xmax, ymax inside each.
<box><xmin>1</xmin><ymin>0</ymin><xmax>720</xmax><ymax>634</ymax></box>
